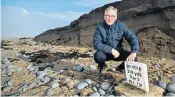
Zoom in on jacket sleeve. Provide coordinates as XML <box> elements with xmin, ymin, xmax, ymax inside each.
<box><xmin>122</xmin><ymin>23</ymin><xmax>139</xmax><ymax>53</ymax></box>
<box><xmin>93</xmin><ymin>26</ymin><xmax>113</xmax><ymax>53</ymax></box>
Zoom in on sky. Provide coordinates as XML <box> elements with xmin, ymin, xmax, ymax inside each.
<box><xmin>1</xmin><ymin>0</ymin><xmax>120</xmax><ymax>38</ymax></box>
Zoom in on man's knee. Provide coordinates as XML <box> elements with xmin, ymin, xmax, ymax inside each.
<box><xmin>119</xmin><ymin>50</ymin><xmax>138</xmax><ymax>61</ymax></box>
<box><xmin>94</xmin><ymin>51</ymin><xmax>106</xmax><ymax>62</ymax></box>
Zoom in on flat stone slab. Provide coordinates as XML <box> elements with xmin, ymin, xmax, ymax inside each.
<box><xmin>125</xmin><ymin>61</ymin><xmax>149</xmax><ymax>92</ymax></box>
<box><xmin>114</xmin><ymin>83</ymin><xmax>164</xmax><ymax>96</ymax></box>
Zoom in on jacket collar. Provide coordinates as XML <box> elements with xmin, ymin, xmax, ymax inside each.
<box><xmin>104</xmin><ymin>20</ymin><xmax>117</xmax><ymax>29</ymax></box>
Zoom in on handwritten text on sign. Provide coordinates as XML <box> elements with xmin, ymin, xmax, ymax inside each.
<box><xmin>125</xmin><ymin>61</ymin><xmax>149</xmax><ymax>92</ymax></box>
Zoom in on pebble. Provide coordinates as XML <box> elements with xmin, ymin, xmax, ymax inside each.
<box><xmin>166</xmin><ymin>92</ymin><xmax>175</xmax><ymax>96</ymax></box>
<box><xmin>166</xmin><ymin>82</ymin><xmax>175</xmax><ymax>93</ymax></box>
<box><xmin>76</xmin><ymin>82</ymin><xmax>88</xmax><ymax>90</ymax></box>
<box><xmin>2</xmin><ymin>73</ymin><xmax>7</xmax><ymax>77</ymax></box>
<box><xmin>100</xmin><ymin>82</ymin><xmax>111</xmax><ymax>90</ymax></box>
<box><xmin>7</xmin><ymin>79</ymin><xmax>14</xmax><ymax>86</ymax></box>
<box><xmin>89</xmin><ymin>65</ymin><xmax>97</xmax><ymax>71</ymax></box>
<box><xmin>44</xmin><ymin>76</ymin><xmax>51</xmax><ymax>83</ymax></box>
<box><xmin>15</xmin><ymin>67</ymin><xmax>23</xmax><ymax>71</ymax></box>
<box><xmin>2</xmin><ymin>86</ymin><xmax>13</xmax><ymax>92</ymax></box>
<box><xmin>7</xmin><ymin>65</ymin><xmax>13</xmax><ymax>69</ymax></box>
<box><xmin>47</xmin><ymin>81</ymin><xmax>59</xmax><ymax>88</ymax></box>
<box><xmin>26</xmin><ymin>64</ymin><xmax>33</xmax><ymax>69</ymax></box>
<box><xmin>156</xmin><ymin>80</ymin><xmax>166</xmax><ymax>89</ymax></box>
<box><xmin>108</xmin><ymin>95</ymin><xmax>115</xmax><ymax>97</ymax></box>
<box><xmin>32</xmin><ymin>67</ymin><xmax>39</xmax><ymax>74</ymax></box>
<box><xmin>40</xmin><ymin>76</ymin><xmax>50</xmax><ymax>83</ymax></box>
<box><xmin>73</xmin><ymin>65</ymin><xmax>83</xmax><ymax>72</ymax></box>
<box><xmin>92</xmin><ymin>86</ymin><xmax>97</xmax><ymax>92</ymax></box>
<box><xmin>78</xmin><ymin>57</ymin><xmax>82</xmax><ymax>60</ymax></box>
<box><xmin>84</xmin><ymin>79</ymin><xmax>92</xmax><ymax>84</ymax></box>
<box><xmin>3</xmin><ymin>59</ymin><xmax>10</xmax><ymax>64</ymax></box>
<box><xmin>120</xmin><ymin>95</ymin><xmax>127</xmax><ymax>97</ymax></box>
<box><xmin>36</xmin><ymin>71</ymin><xmax>48</xmax><ymax>79</ymax></box>
<box><xmin>98</xmin><ymin>88</ymin><xmax>106</xmax><ymax>96</ymax></box>
<box><xmin>1</xmin><ymin>77</ymin><xmax>12</xmax><ymax>87</ymax></box>
<box><xmin>89</xmin><ymin>92</ymin><xmax>100</xmax><ymax>96</ymax></box>
<box><xmin>72</xmin><ymin>95</ymin><xmax>79</xmax><ymax>97</ymax></box>
<box><xmin>1</xmin><ymin>70</ymin><xmax>6</xmax><ymax>74</ymax></box>
<box><xmin>7</xmin><ymin>92</ymin><xmax>21</xmax><ymax>96</ymax></box>
<box><xmin>23</xmin><ymin>55</ymin><xmax>30</xmax><ymax>58</ymax></box>
<box><xmin>152</xmin><ymin>64</ymin><xmax>161</xmax><ymax>67</ymax></box>
<box><xmin>171</xmin><ymin>76</ymin><xmax>175</xmax><ymax>81</ymax></box>
<box><xmin>73</xmin><ymin>80</ymin><xmax>79</xmax><ymax>86</ymax></box>
<box><xmin>1</xmin><ymin>64</ymin><xmax>8</xmax><ymax>69</ymax></box>
<box><xmin>18</xmin><ymin>84</ymin><xmax>28</xmax><ymax>92</ymax></box>
<box><xmin>96</xmin><ymin>84</ymin><xmax>100</xmax><ymax>88</ymax></box>
<box><xmin>51</xmin><ymin>78</ymin><xmax>60</xmax><ymax>82</ymax></box>
<box><xmin>7</xmin><ymin>71</ymin><xmax>13</xmax><ymax>76</ymax></box>
<box><xmin>67</xmin><ymin>80</ymin><xmax>75</xmax><ymax>89</ymax></box>
<box><xmin>45</xmin><ymin>62</ymin><xmax>52</xmax><ymax>67</ymax></box>
<box><xmin>83</xmin><ymin>66</ymin><xmax>90</xmax><ymax>72</ymax></box>
<box><xmin>36</xmin><ymin>81</ymin><xmax>45</xmax><ymax>86</ymax></box>
<box><xmin>28</xmin><ymin>82</ymin><xmax>37</xmax><ymax>89</ymax></box>
<box><xmin>34</xmin><ymin>60</ymin><xmax>47</xmax><ymax>70</ymax></box>
<box><xmin>120</xmin><ymin>78</ymin><xmax>127</xmax><ymax>84</ymax></box>
<box><xmin>44</xmin><ymin>67</ymin><xmax>52</xmax><ymax>72</ymax></box>
<box><xmin>51</xmin><ymin>61</ymin><xmax>57</xmax><ymax>65</ymax></box>
<box><xmin>29</xmin><ymin>67</ymin><xmax>35</xmax><ymax>71</ymax></box>
<box><xmin>59</xmin><ymin>69</ymin><xmax>65</xmax><ymax>73</ymax></box>
<box><xmin>161</xmin><ymin>58</ymin><xmax>166</xmax><ymax>60</ymax></box>
<box><xmin>47</xmin><ymin>73</ymin><xmax>56</xmax><ymax>78</ymax></box>
<box><xmin>60</xmin><ymin>77</ymin><xmax>70</xmax><ymax>85</ymax></box>
<box><xmin>45</xmin><ymin>89</ymin><xmax>53</xmax><ymax>96</ymax></box>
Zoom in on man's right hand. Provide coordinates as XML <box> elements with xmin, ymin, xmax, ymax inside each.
<box><xmin>112</xmin><ymin>48</ymin><xmax>120</xmax><ymax>58</ymax></box>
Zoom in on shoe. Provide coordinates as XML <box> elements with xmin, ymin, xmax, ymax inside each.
<box><xmin>116</xmin><ymin>62</ymin><xmax>125</xmax><ymax>73</ymax></box>
<box><xmin>98</xmin><ymin>64</ymin><xmax>108</xmax><ymax>74</ymax></box>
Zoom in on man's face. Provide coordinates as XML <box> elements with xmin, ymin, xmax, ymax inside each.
<box><xmin>104</xmin><ymin>9</ymin><xmax>117</xmax><ymax>25</ymax></box>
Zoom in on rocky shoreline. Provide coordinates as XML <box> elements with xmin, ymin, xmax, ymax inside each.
<box><xmin>1</xmin><ymin>38</ymin><xmax>175</xmax><ymax>96</ymax></box>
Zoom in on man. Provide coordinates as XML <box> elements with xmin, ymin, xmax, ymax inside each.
<box><xmin>93</xmin><ymin>6</ymin><xmax>139</xmax><ymax>73</ymax></box>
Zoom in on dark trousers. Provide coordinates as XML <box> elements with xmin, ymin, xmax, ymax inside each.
<box><xmin>94</xmin><ymin>50</ymin><xmax>137</xmax><ymax>68</ymax></box>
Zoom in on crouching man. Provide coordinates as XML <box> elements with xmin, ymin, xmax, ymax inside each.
<box><xmin>93</xmin><ymin>6</ymin><xmax>139</xmax><ymax>73</ymax></box>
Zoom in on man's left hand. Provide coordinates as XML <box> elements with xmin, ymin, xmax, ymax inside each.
<box><xmin>126</xmin><ymin>53</ymin><xmax>137</xmax><ymax>61</ymax></box>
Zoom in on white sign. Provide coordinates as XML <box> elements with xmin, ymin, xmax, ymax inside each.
<box><xmin>125</xmin><ymin>61</ymin><xmax>149</xmax><ymax>92</ymax></box>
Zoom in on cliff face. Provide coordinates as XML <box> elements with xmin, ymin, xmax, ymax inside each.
<box><xmin>34</xmin><ymin>0</ymin><xmax>175</xmax><ymax>58</ymax></box>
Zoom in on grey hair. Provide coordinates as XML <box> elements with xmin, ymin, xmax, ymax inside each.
<box><xmin>105</xmin><ymin>6</ymin><xmax>118</xmax><ymax>15</ymax></box>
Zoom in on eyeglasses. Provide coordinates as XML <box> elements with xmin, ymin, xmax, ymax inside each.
<box><xmin>105</xmin><ymin>15</ymin><xmax>116</xmax><ymax>18</ymax></box>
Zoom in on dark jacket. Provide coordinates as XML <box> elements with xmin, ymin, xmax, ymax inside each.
<box><xmin>93</xmin><ymin>21</ymin><xmax>139</xmax><ymax>54</ymax></box>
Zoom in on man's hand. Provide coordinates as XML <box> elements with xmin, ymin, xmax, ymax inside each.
<box><xmin>126</xmin><ymin>53</ymin><xmax>137</xmax><ymax>61</ymax></box>
<box><xmin>112</xmin><ymin>48</ymin><xmax>120</xmax><ymax>58</ymax></box>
